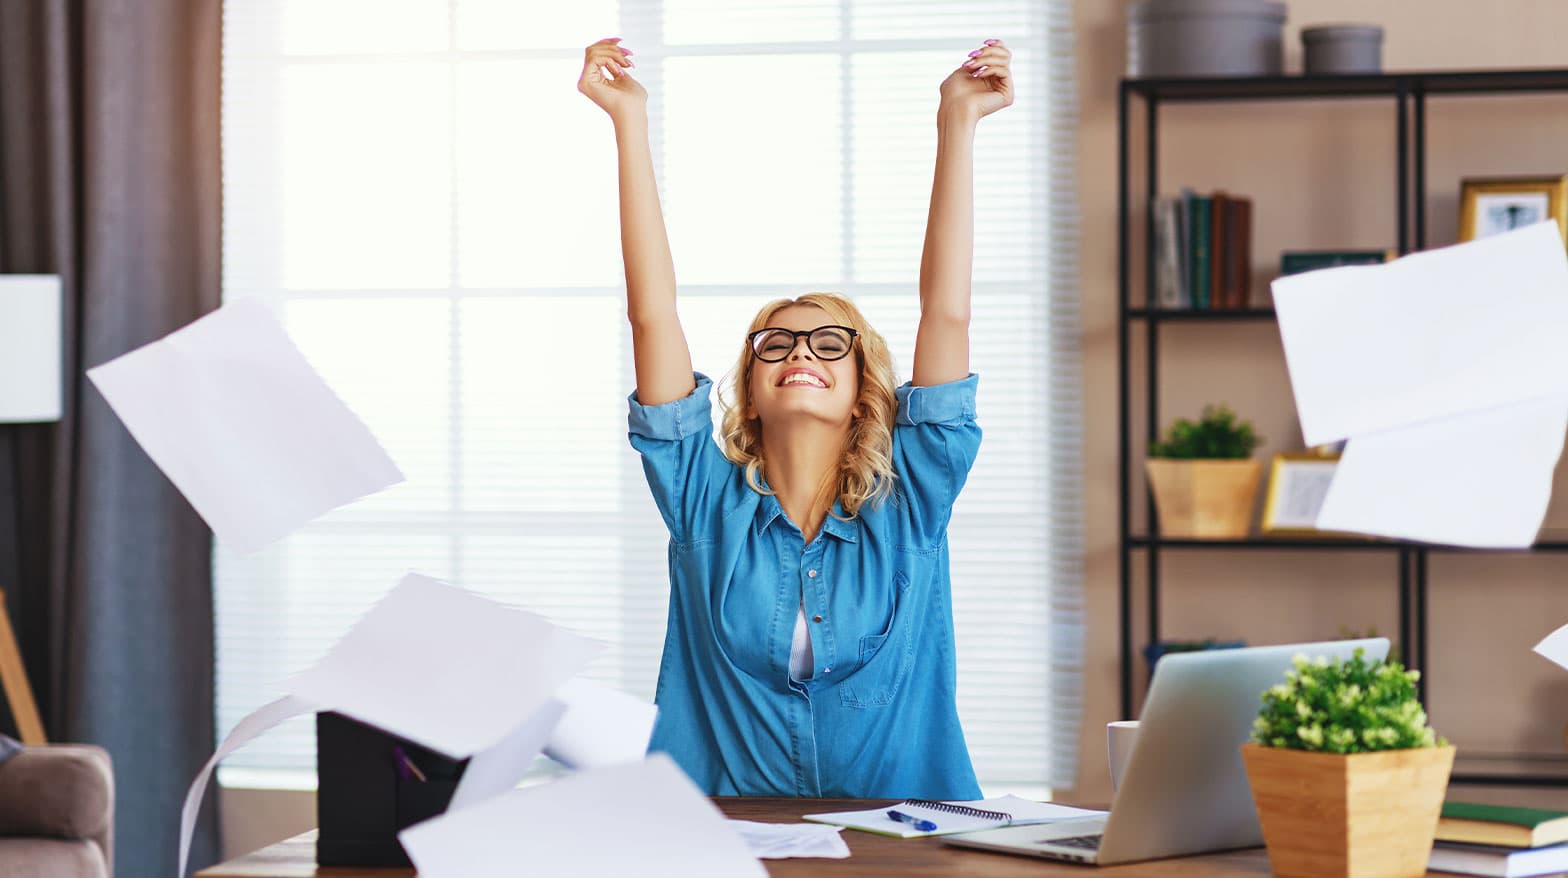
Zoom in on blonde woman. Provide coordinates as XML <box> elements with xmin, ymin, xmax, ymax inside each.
<box><xmin>577</xmin><ymin>35</ymin><xmax>1013</xmax><ymax>798</ymax></box>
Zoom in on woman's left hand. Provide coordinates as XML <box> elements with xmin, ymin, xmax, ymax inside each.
<box><xmin>939</xmin><ymin>39</ymin><xmax>1013</xmax><ymax>121</ymax></box>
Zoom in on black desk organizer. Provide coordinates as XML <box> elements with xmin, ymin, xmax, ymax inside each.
<box><xmin>315</xmin><ymin>711</ymin><xmax>469</xmax><ymax>867</ymax></box>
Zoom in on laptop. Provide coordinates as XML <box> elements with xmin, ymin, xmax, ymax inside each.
<box><xmin>943</xmin><ymin>637</ymin><xmax>1390</xmax><ymax>865</ymax></box>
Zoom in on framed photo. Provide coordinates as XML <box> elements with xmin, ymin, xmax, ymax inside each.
<box><xmin>1261</xmin><ymin>452</ymin><xmax>1341</xmax><ymax>536</ymax></box>
<box><xmin>1458</xmin><ymin>175</ymin><xmax>1568</xmax><ymax>243</ymax></box>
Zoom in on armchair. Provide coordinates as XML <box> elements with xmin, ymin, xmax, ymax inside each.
<box><xmin>0</xmin><ymin>744</ymin><xmax>114</xmax><ymax>878</ymax></box>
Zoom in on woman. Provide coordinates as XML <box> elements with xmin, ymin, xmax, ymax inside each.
<box><xmin>577</xmin><ymin>35</ymin><xmax>1013</xmax><ymax>798</ymax></box>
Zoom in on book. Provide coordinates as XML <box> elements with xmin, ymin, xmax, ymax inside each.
<box><xmin>1153</xmin><ymin>196</ymin><xmax>1187</xmax><ymax>309</ymax></box>
<box><xmin>801</xmin><ymin>795</ymin><xmax>1106</xmax><ymax>838</ymax></box>
<box><xmin>1223</xmin><ymin>195</ymin><xmax>1248</xmax><ymax>308</ymax></box>
<box><xmin>1187</xmin><ymin>194</ymin><xmax>1212</xmax><ymax>308</ymax></box>
<box><xmin>1279</xmin><ymin>248</ymin><xmax>1394</xmax><ymax>276</ymax></box>
<box><xmin>1176</xmin><ymin>188</ymin><xmax>1193</xmax><ymax>307</ymax></box>
<box><xmin>1209</xmin><ymin>192</ymin><xmax>1229</xmax><ymax>309</ymax></box>
<box><xmin>1439</xmin><ymin>802</ymin><xmax>1568</xmax><ymax>848</ymax></box>
<box><xmin>1426</xmin><ymin>840</ymin><xmax>1568</xmax><ymax>877</ymax></box>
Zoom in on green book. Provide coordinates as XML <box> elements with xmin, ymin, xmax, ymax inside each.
<box><xmin>1439</xmin><ymin>801</ymin><xmax>1568</xmax><ymax>848</ymax></box>
<box><xmin>1187</xmin><ymin>195</ymin><xmax>1212</xmax><ymax>308</ymax></box>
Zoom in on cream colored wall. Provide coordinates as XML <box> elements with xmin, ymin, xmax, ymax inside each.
<box><xmin>1071</xmin><ymin>0</ymin><xmax>1568</xmax><ymax>805</ymax></box>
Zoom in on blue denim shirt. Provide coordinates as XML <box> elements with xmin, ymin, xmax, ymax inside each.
<box><xmin>627</xmin><ymin>372</ymin><xmax>983</xmax><ymax>799</ymax></box>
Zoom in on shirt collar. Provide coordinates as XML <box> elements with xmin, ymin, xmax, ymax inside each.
<box><xmin>753</xmin><ymin>493</ymin><xmax>860</xmax><ymax>543</ymax></box>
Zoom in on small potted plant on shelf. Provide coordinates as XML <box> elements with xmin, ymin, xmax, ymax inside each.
<box><xmin>1242</xmin><ymin>648</ymin><xmax>1454</xmax><ymax>878</ymax></box>
<box><xmin>1145</xmin><ymin>404</ymin><xmax>1263</xmax><ymax>538</ymax></box>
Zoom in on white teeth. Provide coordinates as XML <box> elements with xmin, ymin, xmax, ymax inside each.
<box><xmin>782</xmin><ymin>373</ymin><xmax>826</xmax><ymax>387</ymax></box>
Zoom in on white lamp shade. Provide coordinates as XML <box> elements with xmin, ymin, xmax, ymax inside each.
<box><xmin>0</xmin><ymin>274</ymin><xmax>63</xmax><ymax>423</ymax></box>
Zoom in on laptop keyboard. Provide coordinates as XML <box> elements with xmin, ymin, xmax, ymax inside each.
<box><xmin>1039</xmin><ymin>834</ymin><xmax>1103</xmax><ymax>850</ymax></box>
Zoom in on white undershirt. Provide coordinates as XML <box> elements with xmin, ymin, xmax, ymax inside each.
<box><xmin>788</xmin><ymin>600</ymin><xmax>814</xmax><ymax>681</ymax></box>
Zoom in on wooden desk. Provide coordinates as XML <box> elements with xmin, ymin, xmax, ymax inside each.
<box><xmin>196</xmin><ymin>797</ymin><xmax>1447</xmax><ymax>876</ymax></box>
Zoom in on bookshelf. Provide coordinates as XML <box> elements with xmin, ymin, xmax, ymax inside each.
<box><xmin>1116</xmin><ymin>68</ymin><xmax>1568</xmax><ymax>787</ymax></box>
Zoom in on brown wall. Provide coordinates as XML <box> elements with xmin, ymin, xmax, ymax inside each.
<box><xmin>1071</xmin><ymin>0</ymin><xmax>1568</xmax><ymax>804</ymax></box>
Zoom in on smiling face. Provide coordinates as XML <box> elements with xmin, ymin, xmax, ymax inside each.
<box><xmin>746</xmin><ymin>304</ymin><xmax>862</xmax><ymax>429</ymax></box>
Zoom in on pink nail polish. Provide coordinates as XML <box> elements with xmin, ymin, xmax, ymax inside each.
<box><xmin>968</xmin><ymin>49</ymin><xmax>982</xmax><ymax>57</ymax></box>
<box><xmin>984</xmin><ymin>39</ymin><xmax>998</xmax><ymax>46</ymax></box>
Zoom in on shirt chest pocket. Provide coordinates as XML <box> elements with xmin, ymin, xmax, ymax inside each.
<box><xmin>839</xmin><ymin>570</ymin><xmax>917</xmax><ymax>709</ymax></box>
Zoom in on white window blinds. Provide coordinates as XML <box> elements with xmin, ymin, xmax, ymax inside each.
<box><xmin>217</xmin><ymin>0</ymin><xmax>1082</xmax><ymax>794</ymax></box>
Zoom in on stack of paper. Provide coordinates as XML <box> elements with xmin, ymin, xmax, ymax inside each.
<box><xmin>1272</xmin><ymin>221</ymin><xmax>1568</xmax><ymax>548</ymax></box>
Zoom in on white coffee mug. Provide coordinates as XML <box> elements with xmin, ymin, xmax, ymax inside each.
<box><xmin>1106</xmin><ymin>720</ymin><xmax>1140</xmax><ymax>793</ymax></box>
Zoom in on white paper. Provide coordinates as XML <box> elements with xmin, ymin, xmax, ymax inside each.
<box><xmin>178</xmin><ymin>695</ymin><xmax>317</xmax><ymax>878</ymax></box>
<box><xmin>803</xmin><ymin>795</ymin><xmax>1107</xmax><ymax>837</ymax></box>
<box><xmin>980</xmin><ymin>795</ymin><xmax>1108</xmax><ymax>823</ymax></box>
<box><xmin>86</xmin><ymin>297</ymin><xmax>403</xmax><ymax>554</ymax></box>
<box><xmin>447</xmin><ymin>699</ymin><xmax>567</xmax><ymax>812</ymax></box>
<box><xmin>286</xmin><ymin>573</ymin><xmax>604</xmax><ymax>757</ymax></box>
<box><xmin>399</xmin><ymin>754</ymin><xmax>767</xmax><ymax>878</ymax></box>
<box><xmin>727</xmin><ymin>821</ymin><xmax>851</xmax><ymax>859</ymax></box>
<box><xmin>544</xmin><ymin>677</ymin><xmax>657</xmax><ymax>769</ymax></box>
<box><xmin>1273</xmin><ymin>221</ymin><xmax>1568</xmax><ymax>446</ymax></box>
<box><xmin>1533</xmin><ymin>621</ymin><xmax>1568</xmax><ymax>670</ymax></box>
<box><xmin>1316</xmin><ymin>397</ymin><xmax>1568</xmax><ymax>548</ymax></box>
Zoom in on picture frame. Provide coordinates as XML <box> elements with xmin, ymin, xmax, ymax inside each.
<box><xmin>1260</xmin><ymin>451</ymin><xmax>1342</xmax><ymax>536</ymax></box>
<box><xmin>1458</xmin><ymin>175</ymin><xmax>1568</xmax><ymax>244</ymax></box>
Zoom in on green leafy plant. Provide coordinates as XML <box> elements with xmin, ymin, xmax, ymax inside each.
<box><xmin>1147</xmin><ymin>404</ymin><xmax>1262</xmax><ymax>459</ymax></box>
<box><xmin>1252</xmin><ymin>648</ymin><xmax>1446</xmax><ymax>754</ymax></box>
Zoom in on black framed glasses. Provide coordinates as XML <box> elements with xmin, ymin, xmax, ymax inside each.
<box><xmin>747</xmin><ymin>325</ymin><xmax>859</xmax><ymax>362</ymax></box>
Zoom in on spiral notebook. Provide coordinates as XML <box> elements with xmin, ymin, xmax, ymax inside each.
<box><xmin>802</xmin><ymin>795</ymin><xmax>1106</xmax><ymax>838</ymax></box>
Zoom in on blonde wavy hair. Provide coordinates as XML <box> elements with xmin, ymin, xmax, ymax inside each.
<box><xmin>719</xmin><ymin>293</ymin><xmax>898</xmax><ymax>518</ymax></box>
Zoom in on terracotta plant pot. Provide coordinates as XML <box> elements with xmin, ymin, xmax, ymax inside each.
<box><xmin>1144</xmin><ymin>458</ymin><xmax>1262</xmax><ymax>538</ymax></box>
<box><xmin>1241</xmin><ymin>742</ymin><xmax>1456</xmax><ymax>878</ymax></box>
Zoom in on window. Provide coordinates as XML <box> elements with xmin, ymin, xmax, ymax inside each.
<box><xmin>218</xmin><ymin>0</ymin><xmax>1081</xmax><ymax>795</ymax></box>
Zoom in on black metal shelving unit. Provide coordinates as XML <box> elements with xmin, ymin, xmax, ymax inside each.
<box><xmin>1117</xmin><ymin>68</ymin><xmax>1568</xmax><ymax>787</ymax></box>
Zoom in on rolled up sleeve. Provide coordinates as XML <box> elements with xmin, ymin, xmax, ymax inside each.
<box><xmin>628</xmin><ymin>373</ymin><xmax>726</xmax><ymax>542</ymax></box>
<box><xmin>892</xmin><ymin>373</ymin><xmax>981</xmax><ymax>544</ymax></box>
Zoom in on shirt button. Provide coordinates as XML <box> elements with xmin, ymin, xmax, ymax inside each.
<box><xmin>812</xmin><ymin>615</ymin><xmax>823</xmax><ymax>623</ymax></box>
<box><xmin>807</xmin><ymin>569</ymin><xmax>818</xmax><ymax>578</ymax></box>
<box><xmin>823</xmin><ymin>667</ymin><xmax>832</xmax><ymax>674</ymax></box>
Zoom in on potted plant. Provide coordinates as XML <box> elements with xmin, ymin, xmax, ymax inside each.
<box><xmin>1145</xmin><ymin>404</ymin><xmax>1263</xmax><ymax>538</ymax></box>
<box><xmin>1241</xmin><ymin>648</ymin><xmax>1455</xmax><ymax>878</ymax></box>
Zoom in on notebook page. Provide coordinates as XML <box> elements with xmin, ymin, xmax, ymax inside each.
<box><xmin>802</xmin><ymin>796</ymin><xmax>1106</xmax><ymax>838</ymax></box>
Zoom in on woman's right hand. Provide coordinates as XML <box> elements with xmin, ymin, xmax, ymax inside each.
<box><xmin>577</xmin><ymin>38</ymin><xmax>645</xmax><ymax>123</ymax></box>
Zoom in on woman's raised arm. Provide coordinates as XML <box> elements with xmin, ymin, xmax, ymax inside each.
<box><xmin>578</xmin><ymin>38</ymin><xmax>695</xmax><ymax>405</ymax></box>
<box><xmin>912</xmin><ymin>39</ymin><xmax>1014</xmax><ymax>387</ymax></box>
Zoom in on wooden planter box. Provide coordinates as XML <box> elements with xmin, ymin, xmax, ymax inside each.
<box><xmin>1241</xmin><ymin>742</ymin><xmax>1456</xmax><ymax>878</ymax></box>
<box><xmin>1145</xmin><ymin>458</ymin><xmax>1262</xmax><ymax>538</ymax></box>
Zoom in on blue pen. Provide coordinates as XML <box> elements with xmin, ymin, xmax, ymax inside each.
<box><xmin>887</xmin><ymin>809</ymin><xmax>938</xmax><ymax>832</ymax></box>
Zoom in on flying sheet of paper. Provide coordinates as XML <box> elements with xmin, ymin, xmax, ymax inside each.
<box><xmin>544</xmin><ymin>677</ymin><xmax>657</xmax><ymax>769</ymax></box>
<box><xmin>1315</xmin><ymin>397</ymin><xmax>1568</xmax><ymax>547</ymax></box>
<box><xmin>179</xmin><ymin>695</ymin><xmax>316</xmax><ymax>878</ymax></box>
<box><xmin>1273</xmin><ymin>221</ymin><xmax>1568</xmax><ymax>447</ymax></box>
<box><xmin>726</xmin><ymin>821</ymin><xmax>851</xmax><ymax>859</ymax></box>
<box><xmin>86</xmin><ymin>297</ymin><xmax>403</xmax><ymax>554</ymax></box>
<box><xmin>1534</xmin><ymin>620</ymin><xmax>1568</xmax><ymax>670</ymax></box>
<box><xmin>447</xmin><ymin>699</ymin><xmax>567</xmax><ymax>812</ymax></box>
<box><xmin>399</xmin><ymin>754</ymin><xmax>767</xmax><ymax>878</ymax></box>
<box><xmin>286</xmin><ymin>573</ymin><xmax>604</xmax><ymax>758</ymax></box>
<box><xmin>177</xmin><ymin>574</ymin><xmax>603</xmax><ymax>878</ymax></box>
